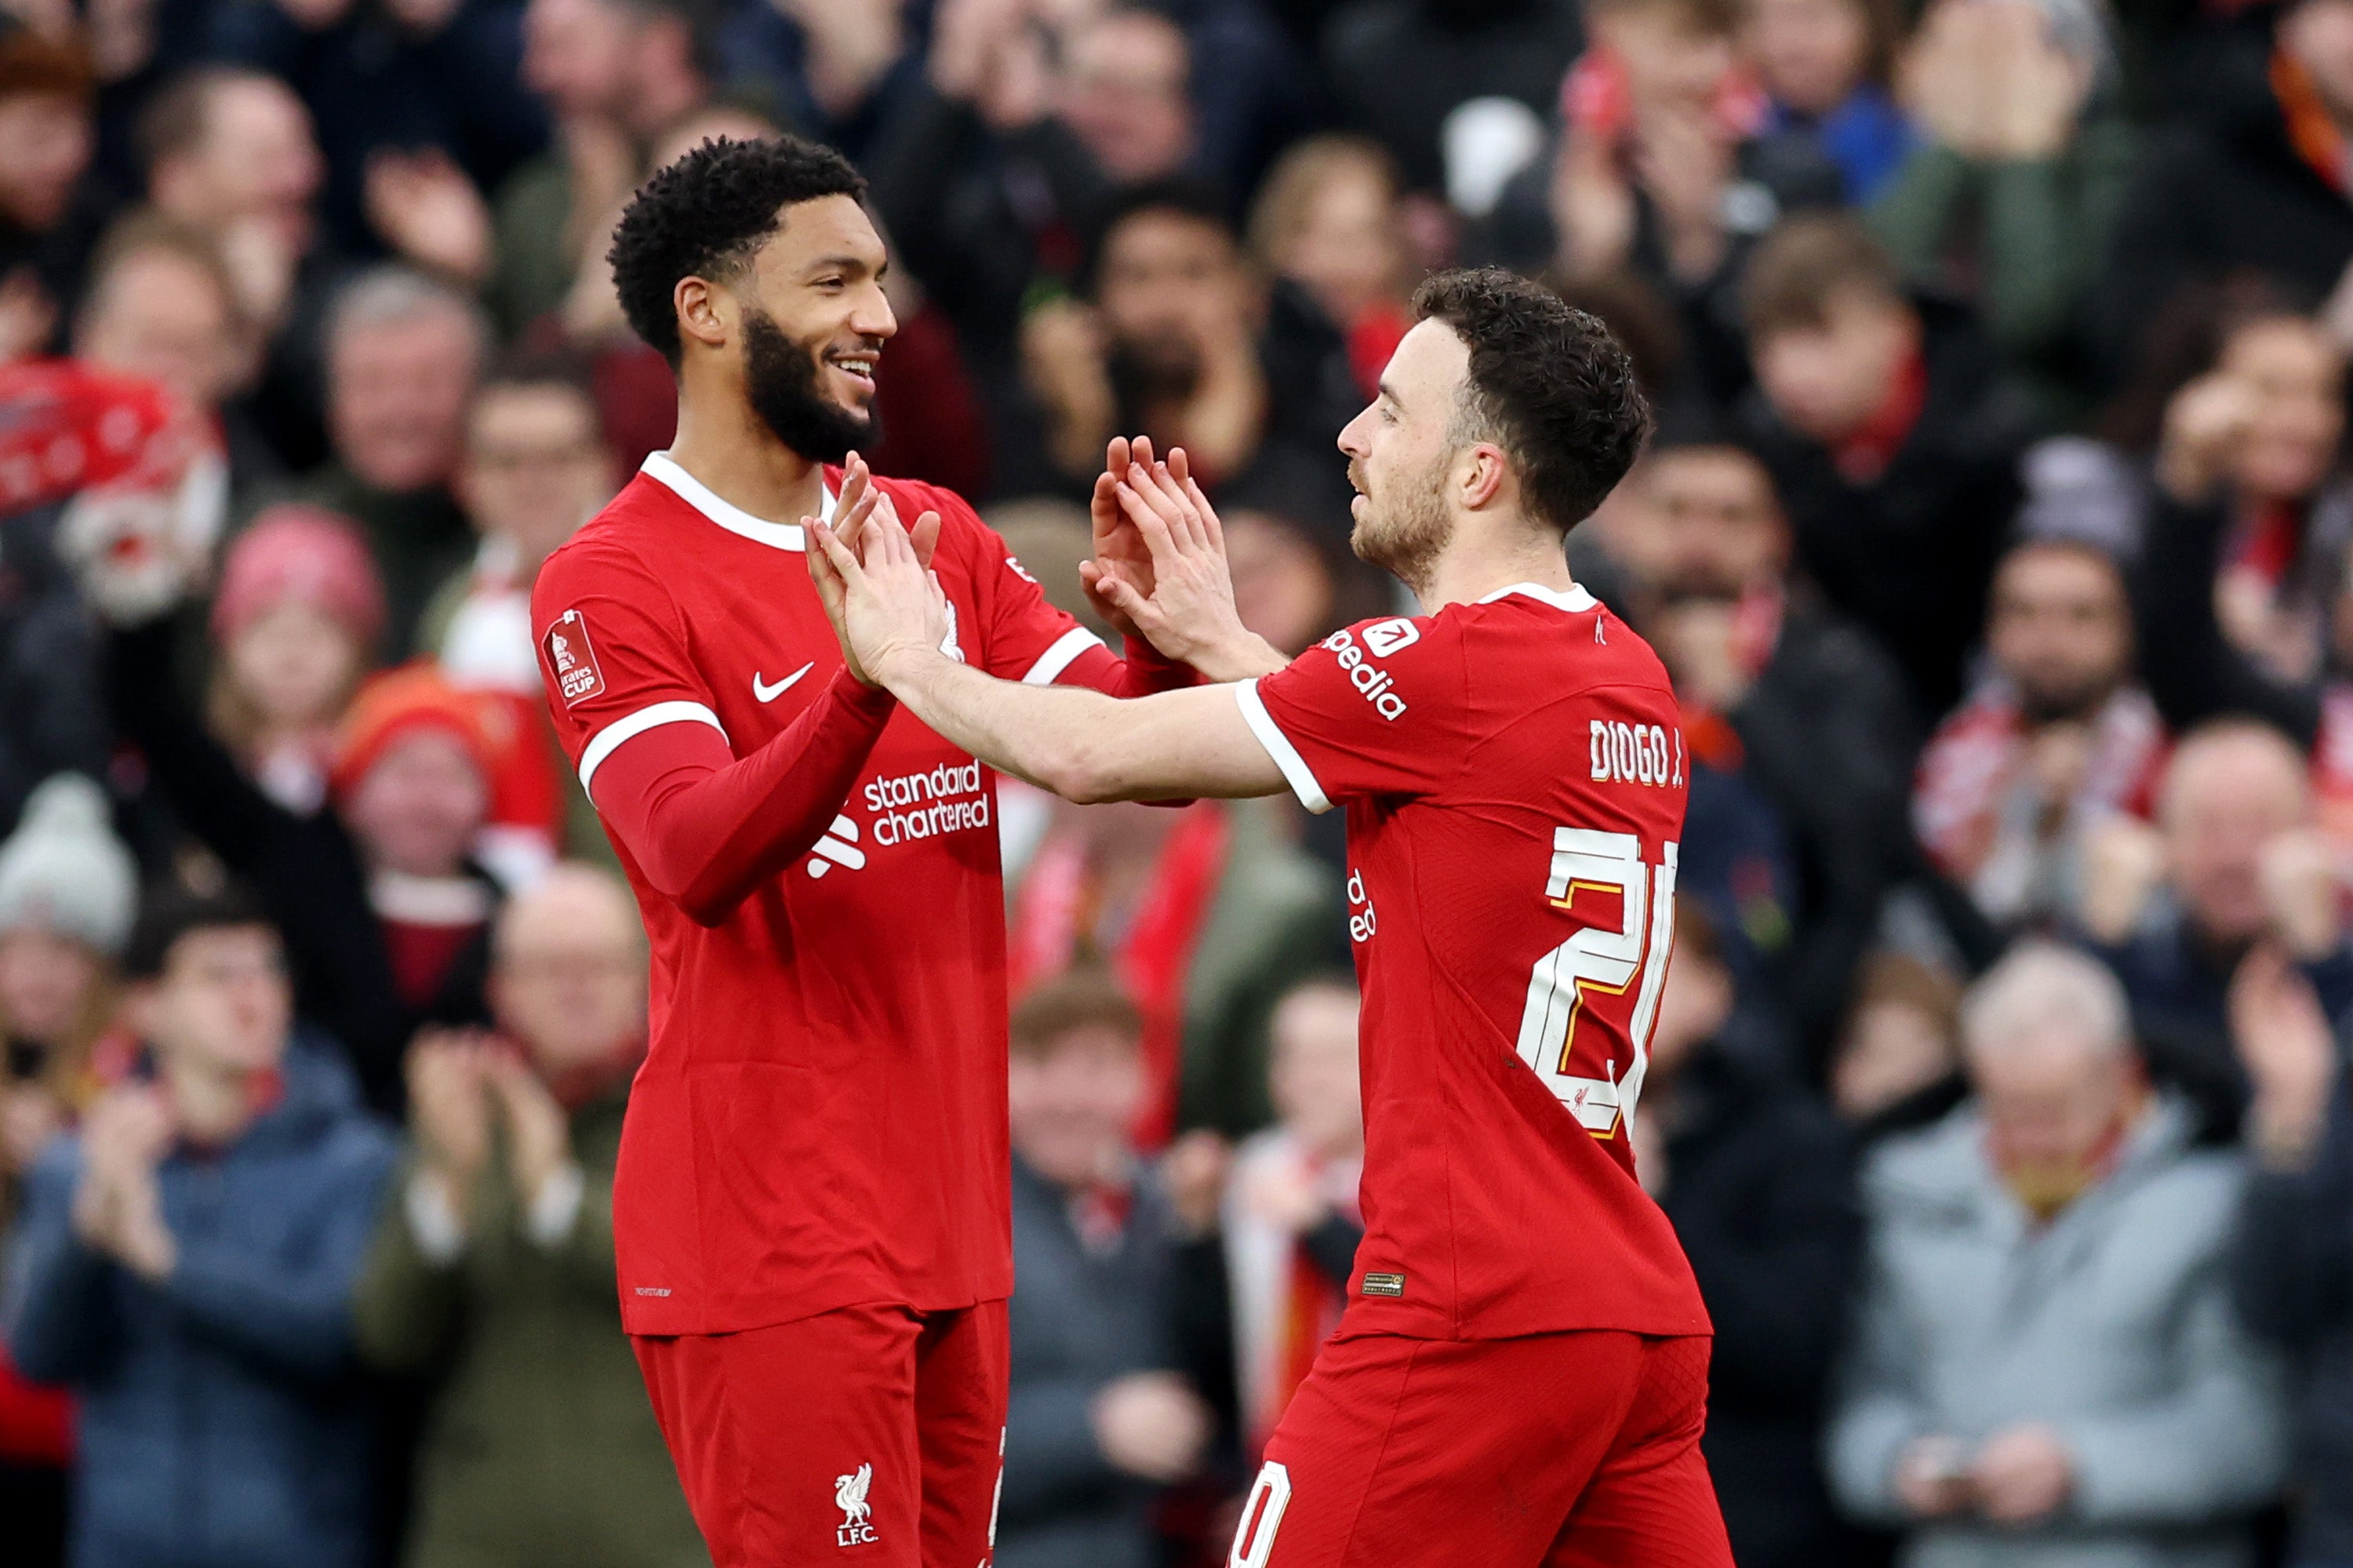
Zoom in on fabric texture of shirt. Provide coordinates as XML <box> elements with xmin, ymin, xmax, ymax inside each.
<box><xmin>1236</xmin><ymin>584</ymin><xmax>1711</xmax><ymax>1342</ymax></box>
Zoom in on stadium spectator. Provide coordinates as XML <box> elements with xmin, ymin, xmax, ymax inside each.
<box><xmin>1318</xmin><ymin>0</ymin><xmax>1584</xmax><ymax>196</ymax></box>
<box><xmin>2094</xmin><ymin>0</ymin><xmax>2353</xmax><ymax>382</ymax></box>
<box><xmin>1246</xmin><ymin>134</ymin><xmax>1413</xmax><ymax>404</ymax></box>
<box><xmin>1006</xmin><ymin>795</ymin><xmax>1340</xmax><ymax>1141</ymax></box>
<box><xmin>1058</xmin><ymin>5</ymin><xmax>1200</xmax><ymax>186</ymax></box>
<box><xmin>1827</xmin><ymin>941</ymin><xmax>2288</xmax><ymax>1563</ymax></box>
<box><xmin>1020</xmin><ymin>180</ymin><xmax>1359</xmax><ymax>507</ymax></box>
<box><xmin>1743</xmin><ymin>0</ymin><xmax>1912</xmax><ymax>202</ymax></box>
<box><xmin>1629</xmin><ymin>424</ymin><xmax>1916</xmax><ymax>1052</ymax></box>
<box><xmin>136</xmin><ymin>66</ymin><xmax>325</xmax><ymax>363</ymax></box>
<box><xmin>2082</xmin><ymin>719</ymin><xmax>2353</xmax><ymax>1142</ymax></box>
<box><xmin>304</xmin><ymin>265</ymin><xmax>487</xmax><ymax>654</ymax></box>
<box><xmin>1913</xmin><ymin>538</ymin><xmax>2166</xmax><ymax>934</ymax></box>
<box><xmin>2</xmin><ymin>882</ymin><xmax>398</xmax><ymax>1568</ymax></box>
<box><xmin>1735</xmin><ymin>213</ymin><xmax>2037</xmax><ymax>719</ymax></box>
<box><xmin>0</xmin><ymin>24</ymin><xmax>100</xmax><ymax>362</ymax></box>
<box><xmin>89</xmin><ymin>497</ymin><xmax>503</xmax><ymax>1108</ymax></box>
<box><xmin>2232</xmin><ymin>935</ymin><xmax>2353</xmax><ymax>1568</ymax></box>
<box><xmin>71</xmin><ymin>213</ymin><xmax>275</xmax><ymax>502</ymax></box>
<box><xmin>999</xmin><ymin>970</ymin><xmax>1213</xmax><ymax>1568</ymax></box>
<box><xmin>1830</xmin><ymin>950</ymin><xmax>1966</xmax><ymax>1140</ymax></box>
<box><xmin>1631</xmin><ymin>908</ymin><xmax>1861</xmax><ymax>1568</ymax></box>
<box><xmin>491</xmin><ymin>0</ymin><xmax>712</xmax><ymax>337</ymax></box>
<box><xmin>1204</xmin><ymin>974</ymin><xmax>1362</xmax><ymax>1457</ymax></box>
<box><xmin>202</xmin><ymin>505</ymin><xmax>385</xmax><ymax>817</ymax></box>
<box><xmin>1869</xmin><ymin>0</ymin><xmax>2133</xmax><ymax>418</ymax></box>
<box><xmin>353</xmin><ymin>863</ymin><xmax>698</xmax><ymax>1568</ymax></box>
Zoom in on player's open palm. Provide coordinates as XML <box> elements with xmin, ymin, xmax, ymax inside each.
<box><xmin>1085</xmin><ymin>445</ymin><xmax>1285</xmax><ymax>682</ymax></box>
<box><xmin>809</xmin><ymin>491</ymin><xmax>947</xmax><ymax>689</ymax></box>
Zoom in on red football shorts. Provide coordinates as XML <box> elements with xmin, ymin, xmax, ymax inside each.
<box><xmin>632</xmin><ymin>1300</ymin><xmax>1009</xmax><ymax>1567</ymax></box>
<box><xmin>1229</xmin><ymin>1330</ymin><xmax>1732</xmax><ymax>1568</ymax></box>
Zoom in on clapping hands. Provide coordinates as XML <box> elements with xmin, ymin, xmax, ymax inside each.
<box><xmin>1082</xmin><ymin>436</ymin><xmax>1284</xmax><ymax>682</ymax></box>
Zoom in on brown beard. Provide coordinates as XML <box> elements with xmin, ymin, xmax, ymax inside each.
<box><xmin>1351</xmin><ymin>453</ymin><xmax>1453</xmax><ymax>597</ymax></box>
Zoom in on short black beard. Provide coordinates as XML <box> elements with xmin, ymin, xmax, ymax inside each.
<box><xmin>2015</xmin><ymin>675</ymin><xmax>2117</xmax><ymax>728</ymax></box>
<box><xmin>743</xmin><ymin>307</ymin><xmax>877</xmax><ymax>464</ymax></box>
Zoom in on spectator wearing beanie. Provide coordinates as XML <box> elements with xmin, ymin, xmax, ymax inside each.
<box><xmin>205</xmin><ymin>504</ymin><xmax>387</xmax><ymax>817</ymax></box>
<box><xmin>0</xmin><ymin>773</ymin><xmax>136</xmax><ymax>1568</ymax></box>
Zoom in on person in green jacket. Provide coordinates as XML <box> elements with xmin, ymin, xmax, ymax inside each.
<box><xmin>354</xmin><ymin>863</ymin><xmax>704</xmax><ymax>1568</ymax></box>
<box><xmin>1868</xmin><ymin>0</ymin><xmax>2135</xmax><ymax>423</ymax></box>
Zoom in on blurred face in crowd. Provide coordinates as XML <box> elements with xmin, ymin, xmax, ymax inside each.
<box><xmin>0</xmin><ymin>927</ymin><xmax>100</xmax><ymax>1047</ymax></box>
<box><xmin>1751</xmin><ymin>284</ymin><xmax>1918</xmax><ymax>446</ymax></box>
<box><xmin>151</xmin><ymin>76</ymin><xmax>322</xmax><ymax>259</ymax></box>
<box><xmin>1060</xmin><ymin>9</ymin><xmax>1195</xmax><ymax>184</ymax></box>
<box><xmin>327</xmin><ymin>304</ymin><xmax>481</xmax><ymax>493</ymax></box>
<box><xmin>1742</xmin><ymin>0</ymin><xmax>1871</xmax><ymax>116</ymax></box>
<box><xmin>1833</xmin><ymin>994</ymin><xmax>1957</xmax><ymax>1121</ymax></box>
<box><xmin>1646</xmin><ymin>936</ymin><xmax>1735</xmax><ymax>1082</ymax></box>
<box><xmin>1642</xmin><ymin>445</ymin><xmax>1787</xmax><ymax>598</ymax></box>
<box><xmin>456</xmin><ymin>382</ymin><xmax>614</xmax><ymax>568</ymax></box>
<box><xmin>344</xmin><ymin>729</ymin><xmax>490</xmax><ymax>879</ymax></box>
<box><xmin>1008</xmin><ymin>1020</ymin><xmax>1144</xmax><ymax>1188</ymax></box>
<box><xmin>226</xmin><ymin>600</ymin><xmax>364</xmax><ymax>733</ymax></box>
<box><xmin>1595</xmin><ymin>0</ymin><xmax>1739</xmax><ymax>111</ymax></box>
<box><xmin>1969</xmin><ymin>1022</ymin><xmax>2137</xmax><ymax>1217</ymax></box>
<box><xmin>1986</xmin><ymin>542</ymin><xmax>2133</xmax><ymax>724</ymax></box>
<box><xmin>490</xmin><ymin>868</ymin><xmax>645</xmax><ymax>1075</ymax></box>
<box><xmin>2283</xmin><ymin>0</ymin><xmax>2353</xmax><ymax>120</ymax></box>
<box><xmin>1096</xmin><ymin>207</ymin><xmax>1247</xmax><ymax>389</ymax></box>
<box><xmin>75</xmin><ymin>245</ymin><xmax>245</xmax><ymax>416</ymax></box>
<box><xmin>0</xmin><ymin>88</ymin><xmax>92</xmax><ymax>232</ymax></box>
<box><xmin>1226</xmin><ymin>511</ymin><xmax>1335</xmax><ymax>655</ymax></box>
<box><xmin>725</xmin><ymin>194</ymin><xmax>895</xmax><ymax>464</ymax></box>
<box><xmin>2160</xmin><ymin>726</ymin><xmax>2312</xmax><ymax>949</ymax></box>
<box><xmin>522</xmin><ymin>0</ymin><xmax>638</xmax><ymax>118</ymax></box>
<box><xmin>134</xmin><ymin>924</ymin><xmax>291</xmax><ymax>1077</ymax></box>
<box><xmin>1268</xmin><ymin>154</ymin><xmax>1402</xmax><ymax>331</ymax></box>
<box><xmin>1337</xmin><ymin>318</ymin><xmax>1471</xmax><ymax>588</ymax></box>
<box><xmin>2217</xmin><ymin>317</ymin><xmax>2344</xmax><ymax>504</ymax></box>
<box><xmin>1268</xmin><ymin>983</ymin><xmax>1362</xmax><ymax>1158</ymax></box>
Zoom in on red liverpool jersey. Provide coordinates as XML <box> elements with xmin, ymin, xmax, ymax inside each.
<box><xmin>535</xmin><ymin>453</ymin><xmax>1155</xmax><ymax>1336</ymax></box>
<box><xmin>1236</xmin><ymin>582</ymin><xmax>1711</xmax><ymax>1342</ymax></box>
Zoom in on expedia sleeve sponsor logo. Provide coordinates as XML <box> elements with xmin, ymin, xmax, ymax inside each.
<box><xmin>1318</xmin><ymin>627</ymin><xmax>1410</xmax><ymax>720</ymax></box>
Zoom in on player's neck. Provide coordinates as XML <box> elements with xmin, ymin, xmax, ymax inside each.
<box><xmin>665</xmin><ymin>398</ymin><xmax>831</xmax><ymax>529</ymax></box>
<box><xmin>1417</xmin><ymin>525</ymin><xmax>1580</xmax><ymax>613</ymax></box>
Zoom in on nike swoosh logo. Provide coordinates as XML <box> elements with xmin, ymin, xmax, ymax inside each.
<box><xmin>752</xmin><ymin>662</ymin><xmax>815</xmax><ymax>703</ymax></box>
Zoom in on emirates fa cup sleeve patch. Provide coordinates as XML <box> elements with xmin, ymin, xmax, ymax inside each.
<box><xmin>544</xmin><ymin>609</ymin><xmax>606</xmax><ymax>706</ymax></box>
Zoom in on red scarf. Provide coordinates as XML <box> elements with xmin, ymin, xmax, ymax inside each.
<box><xmin>1834</xmin><ymin>347</ymin><xmax>1928</xmax><ymax>483</ymax></box>
<box><xmin>1009</xmin><ymin>806</ymin><xmax>1229</xmax><ymax>1149</ymax></box>
<box><xmin>2275</xmin><ymin>48</ymin><xmax>2353</xmax><ymax>196</ymax></box>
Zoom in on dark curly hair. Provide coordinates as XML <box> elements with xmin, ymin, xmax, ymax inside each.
<box><xmin>1412</xmin><ymin>268</ymin><xmax>1652</xmax><ymax>536</ymax></box>
<box><xmin>607</xmin><ymin>134</ymin><xmax>867</xmax><ymax>368</ymax></box>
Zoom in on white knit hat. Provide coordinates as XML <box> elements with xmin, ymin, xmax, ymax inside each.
<box><xmin>0</xmin><ymin>774</ymin><xmax>137</xmax><ymax>956</ymax></box>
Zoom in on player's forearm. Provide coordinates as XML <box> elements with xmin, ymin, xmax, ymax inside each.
<box><xmin>882</xmin><ymin>650</ymin><xmax>1130</xmax><ymax>800</ymax></box>
<box><xmin>594</xmin><ymin>670</ymin><xmax>899</xmax><ymax>922</ymax></box>
<box><xmin>1180</xmin><ymin>630</ymin><xmax>1289</xmax><ymax>684</ymax></box>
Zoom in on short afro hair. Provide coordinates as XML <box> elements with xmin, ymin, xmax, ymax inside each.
<box><xmin>1412</xmin><ymin>268</ymin><xmax>1652</xmax><ymax>536</ymax></box>
<box><xmin>607</xmin><ymin>134</ymin><xmax>867</xmax><ymax>368</ymax></box>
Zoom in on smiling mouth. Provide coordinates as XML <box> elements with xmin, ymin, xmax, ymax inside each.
<box><xmin>825</xmin><ymin>347</ymin><xmax>879</xmax><ymax>392</ymax></box>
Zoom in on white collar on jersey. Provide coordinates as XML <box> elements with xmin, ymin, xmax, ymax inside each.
<box><xmin>1475</xmin><ymin>581</ymin><xmax>1598</xmax><ymax>613</ymax></box>
<box><xmin>639</xmin><ymin>450</ymin><xmax>836</xmax><ymax>551</ymax></box>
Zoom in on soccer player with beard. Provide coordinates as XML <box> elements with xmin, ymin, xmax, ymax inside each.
<box><xmin>807</xmin><ymin>268</ymin><xmax>1734</xmax><ymax>1567</ymax></box>
<box><xmin>529</xmin><ymin>136</ymin><xmax>1209</xmax><ymax>1568</ymax></box>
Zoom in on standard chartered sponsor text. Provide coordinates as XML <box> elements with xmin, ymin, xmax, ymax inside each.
<box><xmin>864</xmin><ymin>761</ymin><xmax>991</xmax><ymax>846</ymax></box>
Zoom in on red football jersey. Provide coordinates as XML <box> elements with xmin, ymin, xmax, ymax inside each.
<box><xmin>534</xmin><ymin>454</ymin><xmax>1132</xmax><ymax>1336</ymax></box>
<box><xmin>1237</xmin><ymin>582</ymin><xmax>1711</xmax><ymax>1341</ymax></box>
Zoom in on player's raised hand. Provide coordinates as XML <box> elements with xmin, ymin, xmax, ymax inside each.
<box><xmin>808</xmin><ymin>503</ymin><xmax>948</xmax><ymax>689</ymax></box>
<box><xmin>1087</xmin><ymin>434</ymin><xmax>1157</xmax><ymax>639</ymax></box>
<box><xmin>837</xmin><ymin>453</ymin><xmax>941</xmax><ymax>568</ymax></box>
<box><xmin>1082</xmin><ymin>445</ymin><xmax>1287</xmax><ymax>682</ymax></box>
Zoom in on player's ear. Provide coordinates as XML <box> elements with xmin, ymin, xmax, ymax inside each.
<box><xmin>675</xmin><ymin>275</ymin><xmax>733</xmax><ymax>355</ymax></box>
<box><xmin>1458</xmin><ymin>443</ymin><xmax>1509</xmax><ymax>513</ymax></box>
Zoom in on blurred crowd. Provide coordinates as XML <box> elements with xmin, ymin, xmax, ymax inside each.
<box><xmin>10</xmin><ymin>1</ymin><xmax>2353</xmax><ymax>1566</ymax></box>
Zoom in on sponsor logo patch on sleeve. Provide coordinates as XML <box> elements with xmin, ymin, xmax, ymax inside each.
<box><xmin>1360</xmin><ymin>1271</ymin><xmax>1407</xmax><ymax>1297</ymax></box>
<box><xmin>544</xmin><ymin>608</ymin><xmax>606</xmax><ymax>706</ymax></box>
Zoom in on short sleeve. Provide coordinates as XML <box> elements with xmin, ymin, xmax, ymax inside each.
<box><xmin>531</xmin><ymin>542</ymin><xmax>727</xmax><ymax>795</ymax></box>
<box><xmin>915</xmin><ymin>482</ymin><xmax>1107</xmax><ymax>685</ymax></box>
<box><xmin>1239</xmin><ymin>615</ymin><xmax>1473</xmax><ymax>811</ymax></box>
